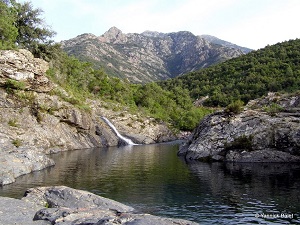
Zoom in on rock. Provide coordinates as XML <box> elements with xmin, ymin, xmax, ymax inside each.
<box><xmin>0</xmin><ymin>197</ymin><xmax>49</xmax><ymax>225</ymax></box>
<box><xmin>23</xmin><ymin>186</ymin><xmax>135</xmax><ymax>212</ymax></box>
<box><xmin>0</xmin><ymin>49</ymin><xmax>53</xmax><ymax>92</ymax></box>
<box><xmin>0</xmin><ymin>146</ymin><xmax>55</xmax><ymax>186</ymax></box>
<box><xmin>180</xmin><ymin>93</ymin><xmax>300</xmax><ymax>162</ymax></box>
<box><xmin>8</xmin><ymin>186</ymin><xmax>197</xmax><ymax>225</ymax></box>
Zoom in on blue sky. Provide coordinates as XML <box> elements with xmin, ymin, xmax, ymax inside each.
<box><xmin>18</xmin><ymin>0</ymin><xmax>300</xmax><ymax>49</ymax></box>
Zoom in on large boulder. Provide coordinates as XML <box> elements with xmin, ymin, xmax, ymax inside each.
<box><xmin>179</xmin><ymin>93</ymin><xmax>300</xmax><ymax>162</ymax></box>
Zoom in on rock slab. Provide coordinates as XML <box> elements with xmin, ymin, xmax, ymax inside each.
<box><xmin>0</xmin><ymin>186</ymin><xmax>198</xmax><ymax>225</ymax></box>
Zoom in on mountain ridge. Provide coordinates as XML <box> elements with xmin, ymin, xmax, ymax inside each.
<box><xmin>61</xmin><ymin>27</ymin><xmax>248</xmax><ymax>83</ymax></box>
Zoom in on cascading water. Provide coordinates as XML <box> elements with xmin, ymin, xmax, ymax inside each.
<box><xmin>101</xmin><ymin>117</ymin><xmax>136</xmax><ymax>145</ymax></box>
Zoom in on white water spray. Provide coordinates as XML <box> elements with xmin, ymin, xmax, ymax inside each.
<box><xmin>101</xmin><ymin>117</ymin><xmax>136</xmax><ymax>145</ymax></box>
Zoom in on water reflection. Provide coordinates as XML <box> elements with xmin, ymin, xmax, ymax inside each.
<box><xmin>0</xmin><ymin>143</ymin><xmax>299</xmax><ymax>224</ymax></box>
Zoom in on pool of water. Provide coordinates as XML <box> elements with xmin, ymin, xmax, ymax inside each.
<box><xmin>1</xmin><ymin>142</ymin><xmax>300</xmax><ymax>224</ymax></box>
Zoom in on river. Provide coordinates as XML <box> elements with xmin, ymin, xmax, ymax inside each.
<box><xmin>0</xmin><ymin>141</ymin><xmax>299</xmax><ymax>224</ymax></box>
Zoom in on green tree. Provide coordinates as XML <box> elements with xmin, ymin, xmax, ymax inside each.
<box><xmin>0</xmin><ymin>0</ymin><xmax>18</xmax><ymax>49</ymax></box>
<box><xmin>12</xmin><ymin>1</ymin><xmax>56</xmax><ymax>54</ymax></box>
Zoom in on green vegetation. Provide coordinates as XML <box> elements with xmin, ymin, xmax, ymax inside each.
<box><xmin>12</xmin><ymin>138</ymin><xmax>22</xmax><ymax>147</ymax></box>
<box><xmin>263</xmin><ymin>103</ymin><xmax>284</xmax><ymax>116</ymax></box>
<box><xmin>159</xmin><ymin>39</ymin><xmax>300</xmax><ymax>107</ymax></box>
<box><xmin>8</xmin><ymin>118</ymin><xmax>18</xmax><ymax>127</ymax></box>
<box><xmin>0</xmin><ymin>0</ymin><xmax>18</xmax><ymax>49</ymax></box>
<box><xmin>225</xmin><ymin>100</ymin><xmax>244</xmax><ymax>114</ymax></box>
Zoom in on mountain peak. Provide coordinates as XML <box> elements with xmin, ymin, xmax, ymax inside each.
<box><xmin>102</xmin><ymin>27</ymin><xmax>127</xmax><ymax>43</ymax></box>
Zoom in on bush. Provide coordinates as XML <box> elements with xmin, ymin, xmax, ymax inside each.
<box><xmin>225</xmin><ymin>100</ymin><xmax>244</xmax><ymax>114</ymax></box>
<box><xmin>12</xmin><ymin>139</ymin><xmax>22</xmax><ymax>148</ymax></box>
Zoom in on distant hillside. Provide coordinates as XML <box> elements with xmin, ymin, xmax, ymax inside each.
<box><xmin>200</xmin><ymin>35</ymin><xmax>252</xmax><ymax>54</ymax></box>
<box><xmin>159</xmin><ymin>39</ymin><xmax>300</xmax><ymax>106</ymax></box>
<box><xmin>61</xmin><ymin>27</ymin><xmax>244</xmax><ymax>83</ymax></box>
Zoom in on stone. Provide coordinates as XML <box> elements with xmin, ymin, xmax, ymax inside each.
<box><xmin>17</xmin><ymin>186</ymin><xmax>198</xmax><ymax>225</ymax></box>
<box><xmin>0</xmin><ymin>197</ymin><xmax>49</xmax><ymax>225</ymax></box>
<box><xmin>179</xmin><ymin>93</ymin><xmax>300</xmax><ymax>162</ymax></box>
<box><xmin>0</xmin><ymin>49</ymin><xmax>53</xmax><ymax>92</ymax></box>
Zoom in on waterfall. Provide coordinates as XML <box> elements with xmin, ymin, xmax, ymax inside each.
<box><xmin>101</xmin><ymin>117</ymin><xmax>136</xmax><ymax>145</ymax></box>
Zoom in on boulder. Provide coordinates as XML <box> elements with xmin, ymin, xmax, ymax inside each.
<box><xmin>179</xmin><ymin>93</ymin><xmax>300</xmax><ymax>162</ymax></box>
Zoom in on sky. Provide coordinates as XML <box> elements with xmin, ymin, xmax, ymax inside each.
<box><xmin>18</xmin><ymin>0</ymin><xmax>300</xmax><ymax>50</ymax></box>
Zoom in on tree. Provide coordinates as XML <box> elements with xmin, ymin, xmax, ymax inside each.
<box><xmin>12</xmin><ymin>1</ymin><xmax>56</xmax><ymax>53</ymax></box>
<box><xmin>0</xmin><ymin>0</ymin><xmax>18</xmax><ymax>49</ymax></box>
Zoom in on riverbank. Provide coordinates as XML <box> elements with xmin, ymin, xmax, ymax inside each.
<box><xmin>0</xmin><ymin>49</ymin><xmax>178</xmax><ymax>186</ymax></box>
<box><xmin>0</xmin><ymin>186</ymin><xmax>198</xmax><ymax>225</ymax></box>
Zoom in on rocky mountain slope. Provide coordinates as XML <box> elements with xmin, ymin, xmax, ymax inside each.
<box><xmin>61</xmin><ymin>27</ymin><xmax>244</xmax><ymax>83</ymax></box>
<box><xmin>200</xmin><ymin>34</ymin><xmax>252</xmax><ymax>53</ymax></box>
<box><xmin>179</xmin><ymin>92</ymin><xmax>300</xmax><ymax>162</ymax></box>
<box><xmin>0</xmin><ymin>49</ymin><xmax>176</xmax><ymax>185</ymax></box>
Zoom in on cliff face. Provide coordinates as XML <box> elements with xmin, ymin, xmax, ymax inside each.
<box><xmin>0</xmin><ymin>49</ymin><xmax>176</xmax><ymax>185</ymax></box>
<box><xmin>61</xmin><ymin>27</ymin><xmax>244</xmax><ymax>83</ymax></box>
<box><xmin>179</xmin><ymin>93</ymin><xmax>300</xmax><ymax>162</ymax></box>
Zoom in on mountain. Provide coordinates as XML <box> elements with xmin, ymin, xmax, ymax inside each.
<box><xmin>200</xmin><ymin>34</ymin><xmax>252</xmax><ymax>54</ymax></box>
<box><xmin>61</xmin><ymin>27</ymin><xmax>245</xmax><ymax>83</ymax></box>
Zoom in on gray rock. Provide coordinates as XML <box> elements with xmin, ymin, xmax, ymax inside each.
<box><xmin>180</xmin><ymin>93</ymin><xmax>300</xmax><ymax>162</ymax></box>
<box><xmin>19</xmin><ymin>186</ymin><xmax>197</xmax><ymax>225</ymax></box>
<box><xmin>0</xmin><ymin>197</ymin><xmax>50</xmax><ymax>225</ymax></box>
<box><xmin>0</xmin><ymin>49</ymin><xmax>53</xmax><ymax>92</ymax></box>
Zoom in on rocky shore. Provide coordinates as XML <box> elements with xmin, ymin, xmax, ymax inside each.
<box><xmin>0</xmin><ymin>49</ymin><xmax>176</xmax><ymax>186</ymax></box>
<box><xmin>179</xmin><ymin>92</ymin><xmax>300</xmax><ymax>162</ymax></box>
<box><xmin>0</xmin><ymin>186</ymin><xmax>197</xmax><ymax>225</ymax></box>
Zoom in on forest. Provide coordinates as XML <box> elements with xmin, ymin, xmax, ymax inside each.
<box><xmin>159</xmin><ymin>39</ymin><xmax>300</xmax><ymax>106</ymax></box>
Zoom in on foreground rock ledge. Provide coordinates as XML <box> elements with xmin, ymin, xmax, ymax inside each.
<box><xmin>0</xmin><ymin>186</ymin><xmax>198</xmax><ymax>225</ymax></box>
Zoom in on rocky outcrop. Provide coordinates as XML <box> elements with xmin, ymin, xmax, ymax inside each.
<box><xmin>0</xmin><ymin>186</ymin><xmax>197</xmax><ymax>225</ymax></box>
<box><xmin>61</xmin><ymin>27</ymin><xmax>244</xmax><ymax>83</ymax></box>
<box><xmin>179</xmin><ymin>93</ymin><xmax>300</xmax><ymax>162</ymax></box>
<box><xmin>200</xmin><ymin>34</ymin><xmax>252</xmax><ymax>54</ymax></box>
<box><xmin>0</xmin><ymin>49</ymin><xmax>176</xmax><ymax>185</ymax></box>
<box><xmin>0</xmin><ymin>49</ymin><xmax>53</xmax><ymax>92</ymax></box>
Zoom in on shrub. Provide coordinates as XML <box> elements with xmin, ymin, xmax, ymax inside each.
<box><xmin>8</xmin><ymin>119</ymin><xmax>18</xmax><ymax>127</ymax></box>
<box><xmin>263</xmin><ymin>103</ymin><xmax>283</xmax><ymax>116</ymax></box>
<box><xmin>12</xmin><ymin>139</ymin><xmax>22</xmax><ymax>148</ymax></box>
<box><xmin>225</xmin><ymin>100</ymin><xmax>244</xmax><ymax>114</ymax></box>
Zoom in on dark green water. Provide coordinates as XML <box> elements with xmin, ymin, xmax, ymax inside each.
<box><xmin>1</xmin><ymin>142</ymin><xmax>300</xmax><ymax>224</ymax></box>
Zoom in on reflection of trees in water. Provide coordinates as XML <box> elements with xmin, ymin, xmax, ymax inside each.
<box><xmin>187</xmin><ymin>161</ymin><xmax>300</xmax><ymax>216</ymax></box>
